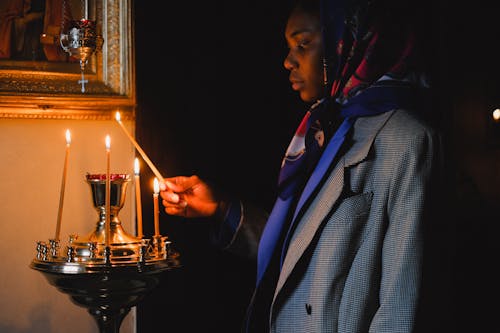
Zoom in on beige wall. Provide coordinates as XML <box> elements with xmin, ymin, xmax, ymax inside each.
<box><xmin>0</xmin><ymin>118</ymin><xmax>137</xmax><ymax>333</ymax></box>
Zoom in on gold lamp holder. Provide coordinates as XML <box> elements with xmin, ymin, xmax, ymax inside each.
<box><xmin>59</xmin><ymin>0</ymin><xmax>104</xmax><ymax>93</ymax></box>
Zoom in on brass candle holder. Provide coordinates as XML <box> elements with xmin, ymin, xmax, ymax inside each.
<box><xmin>30</xmin><ymin>173</ymin><xmax>180</xmax><ymax>333</ymax></box>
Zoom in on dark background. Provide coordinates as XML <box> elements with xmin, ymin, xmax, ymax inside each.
<box><xmin>133</xmin><ymin>1</ymin><xmax>499</xmax><ymax>332</ymax></box>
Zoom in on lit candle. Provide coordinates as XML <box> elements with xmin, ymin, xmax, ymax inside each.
<box><xmin>105</xmin><ymin>135</ymin><xmax>111</xmax><ymax>247</ymax></box>
<box><xmin>84</xmin><ymin>0</ymin><xmax>88</xmax><ymax>20</ymax></box>
<box><xmin>55</xmin><ymin>129</ymin><xmax>71</xmax><ymax>241</ymax></box>
<box><xmin>153</xmin><ymin>177</ymin><xmax>160</xmax><ymax>237</ymax></box>
<box><xmin>134</xmin><ymin>158</ymin><xmax>143</xmax><ymax>238</ymax></box>
<box><xmin>115</xmin><ymin>111</ymin><xmax>164</xmax><ymax>182</ymax></box>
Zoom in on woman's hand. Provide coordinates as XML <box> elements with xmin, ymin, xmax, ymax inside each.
<box><xmin>159</xmin><ymin>175</ymin><xmax>221</xmax><ymax>218</ymax></box>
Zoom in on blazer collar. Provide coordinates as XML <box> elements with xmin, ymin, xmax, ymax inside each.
<box><xmin>274</xmin><ymin>110</ymin><xmax>395</xmax><ymax>297</ymax></box>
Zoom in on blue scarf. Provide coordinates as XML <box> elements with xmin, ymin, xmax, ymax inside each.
<box><xmin>256</xmin><ymin>83</ymin><xmax>416</xmax><ymax>286</ymax></box>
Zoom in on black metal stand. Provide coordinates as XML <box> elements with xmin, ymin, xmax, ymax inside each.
<box><xmin>31</xmin><ymin>259</ymin><xmax>180</xmax><ymax>333</ymax></box>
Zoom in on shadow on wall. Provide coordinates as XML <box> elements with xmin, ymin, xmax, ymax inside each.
<box><xmin>0</xmin><ymin>302</ymin><xmax>52</xmax><ymax>333</ymax></box>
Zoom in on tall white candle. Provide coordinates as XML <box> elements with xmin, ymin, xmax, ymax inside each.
<box><xmin>153</xmin><ymin>177</ymin><xmax>160</xmax><ymax>237</ymax></box>
<box><xmin>55</xmin><ymin>129</ymin><xmax>71</xmax><ymax>241</ymax></box>
<box><xmin>134</xmin><ymin>158</ymin><xmax>143</xmax><ymax>238</ymax></box>
<box><xmin>105</xmin><ymin>135</ymin><xmax>111</xmax><ymax>247</ymax></box>
<box><xmin>115</xmin><ymin>111</ymin><xmax>164</xmax><ymax>182</ymax></box>
<box><xmin>84</xmin><ymin>0</ymin><xmax>88</xmax><ymax>20</ymax></box>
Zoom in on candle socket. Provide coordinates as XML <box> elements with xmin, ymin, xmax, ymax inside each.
<box><xmin>152</xmin><ymin>235</ymin><xmax>170</xmax><ymax>259</ymax></box>
<box><xmin>48</xmin><ymin>239</ymin><xmax>60</xmax><ymax>258</ymax></box>
<box><xmin>139</xmin><ymin>239</ymin><xmax>150</xmax><ymax>264</ymax></box>
<box><xmin>104</xmin><ymin>246</ymin><xmax>111</xmax><ymax>264</ymax></box>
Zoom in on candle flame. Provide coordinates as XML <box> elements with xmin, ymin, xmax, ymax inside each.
<box><xmin>65</xmin><ymin>129</ymin><xmax>71</xmax><ymax>145</ymax></box>
<box><xmin>153</xmin><ymin>177</ymin><xmax>160</xmax><ymax>194</ymax></box>
<box><xmin>115</xmin><ymin>111</ymin><xmax>121</xmax><ymax>122</ymax></box>
<box><xmin>134</xmin><ymin>157</ymin><xmax>140</xmax><ymax>175</ymax></box>
<box><xmin>105</xmin><ymin>135</ymin><xmax>111</xmax><ymax>150</ymax></box>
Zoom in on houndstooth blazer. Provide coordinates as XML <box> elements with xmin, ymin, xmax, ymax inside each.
<box><xmin>228</xmin><ymin>108</ymin><xmax>442</xmax><ymax>333</ymax></box>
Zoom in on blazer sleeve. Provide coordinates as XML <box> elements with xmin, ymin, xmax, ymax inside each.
<box><xmin>210</xmin><ymin>200</ymin><xmax>269</xmax><ymax>260</ymax></box>
<box><xmin>369</xmin><ymin>117</ymin><xmax>441</xmax><ymax>332</ymax></box>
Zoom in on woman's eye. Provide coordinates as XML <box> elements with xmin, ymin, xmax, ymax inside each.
<box><xmin>298</xmin><ymin>39</ymin><xmax>311</xmax><ymax>49</ymax></box>
<box><xmin>286</xmin><ymin>35</ymin><xmax>313</xmax><ymax>51</ymax></box>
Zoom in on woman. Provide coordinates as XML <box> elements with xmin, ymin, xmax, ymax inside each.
<box><xmin>160</xmin><ymin>0</ymin><xmax>444</xmax><ymax>331</ymax></box>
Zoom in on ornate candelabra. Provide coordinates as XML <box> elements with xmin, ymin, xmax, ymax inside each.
<box><xmin>30</xmin><ymin>173</ymin><xmax>180</xmax><ymax>333</ymax></box>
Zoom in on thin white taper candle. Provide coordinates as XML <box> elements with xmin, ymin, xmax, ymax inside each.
<box><xmin>55</xmin><ymin>129</ymin><xmax>71</xmax><ymax>241</ymax></box>
<box><xmin>153</xmin><ymin>177</ymin><xmax>160</xmax><ymax>237</ymax></box>
<box><xmin>105</xmin><ymin>135</ymin><xmax>111</xmax><ymax>247</ymax></box>
<box><xmin>134</xmin><ymin>158</ymin><xmax>143</xmax><ymax>238</ymax></box>
<box><xmin>84</xmin><ymin>0</ymin><xmax>88</xmax><ymax>20</ymax></box>
<box><xmin>115</xmin><ymin>112</ymin><xmax>164</xmax><ymax>182</ymax></box>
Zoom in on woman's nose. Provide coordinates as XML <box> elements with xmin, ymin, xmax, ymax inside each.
<box><xmin>283</xmin><ymin>51</ymin><xmax>296</xmax><ymax>71</ymax></box>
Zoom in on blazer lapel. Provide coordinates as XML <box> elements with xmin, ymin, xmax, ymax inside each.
<box><xmin>274</xmin><ymin>110</ymin><xmax>395</xmax><ymax>296</ymax></box>
<box><xmin>275</xmin><ymin>162</ymin><xmax>345</xmax><ymax>295</ymax></box>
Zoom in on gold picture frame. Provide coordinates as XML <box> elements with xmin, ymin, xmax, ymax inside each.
<box><xmin>0</xmin><ymin>0</ymin><xmax>135</xmax><ymax>120</ymax></box>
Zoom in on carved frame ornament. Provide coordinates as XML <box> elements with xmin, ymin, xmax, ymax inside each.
<box><xmin>0</xmin><ymin>0</ymin><xmax>135</xmax><ymax>120</ymax></box>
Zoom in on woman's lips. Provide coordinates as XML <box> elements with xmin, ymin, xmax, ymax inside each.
<box><xmin>291</xmin><ymin>80</ymin><xmax>304</xmax><ymax>91</ymax></box>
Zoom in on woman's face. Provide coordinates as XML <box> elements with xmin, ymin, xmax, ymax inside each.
<box><xmin>284</xmin><ymin>8</ymin><xmax>325</xmax><ymax>103</ymax></box>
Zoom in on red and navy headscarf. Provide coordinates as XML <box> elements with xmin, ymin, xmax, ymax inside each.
<box><xmin>322</xmin><ymin>0</ymin><xmax>426</xmax><ymax>99</ymax></box>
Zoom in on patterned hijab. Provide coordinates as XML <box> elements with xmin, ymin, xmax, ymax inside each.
<box><xmin>321</xmin><ymin>0</ymin><xmax>427</xmax><ymax>100</ymax></box>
